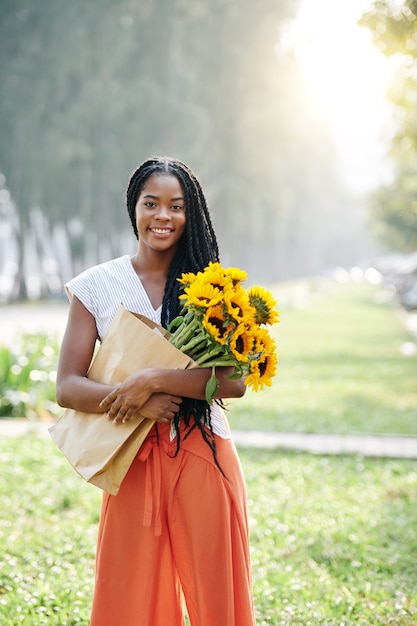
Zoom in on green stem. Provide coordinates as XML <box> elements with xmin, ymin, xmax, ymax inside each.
<box><xmin>177</xmin><ymin>332</ymin><xmax>208</xmax><ymax>354</ymax></box>
<box><xmin>169</xmin><ymin>317</ymin><xmax>200</xmax><ymax>348</ymax></box>
<box><xmin>198</xmin><ymin>359</ymin><xmax>238</xmax><ymax>368</ymax></box>
<box><xmin>186</xmin><ymin>341</ymin><xmax>210</xmax><ymax>358</ymax></box>
<box><xmin>195</xmin><ymin>346</ymin><xmax>229</xmax><ymax>366</ymax></box>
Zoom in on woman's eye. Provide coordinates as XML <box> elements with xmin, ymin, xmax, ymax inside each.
<box><xmin>171</xmin><ymin>205</ymin><xmax>184</xmax><ymax>211</ymax></box>
<box><xmin>145</xmin><ymin>201</ymin><xmax>156</xmax><ymax>208</ymax></box>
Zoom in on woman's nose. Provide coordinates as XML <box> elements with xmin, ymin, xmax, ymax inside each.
<box><xmin>156</xmin><ymin>205</ymin><xmax>171</xmax><ymax>219</ymax></box>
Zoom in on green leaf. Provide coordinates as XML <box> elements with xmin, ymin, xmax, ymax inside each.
<box><xmin>226</xmin><ymin>366</ymin><xmax>243</xmax><ymax>380</ymax></box>
<box><xmin>205</xmin><ymin>367</ymin><xmax>220</xmax><ymax>404</ymax></box>
<box><xmin>167</xmin><ymin>316</ymin><xmax>184</xmax><ymax>333</ymax></box>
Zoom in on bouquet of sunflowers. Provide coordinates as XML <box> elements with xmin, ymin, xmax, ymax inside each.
<box><xmin>168</xmin><ymin>262</ymin><xmax>279</xmax><ymax>403</ymax></box>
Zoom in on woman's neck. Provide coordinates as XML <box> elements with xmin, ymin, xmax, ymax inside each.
<box><xmin>130</xmin><ymin>249</ymin><xmax>174</xmax><ymax>310</ymax></box>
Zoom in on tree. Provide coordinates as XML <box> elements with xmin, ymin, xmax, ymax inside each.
<box><xmin>361</xmin><ymin>0</ymin><xmax>417</xmax><ymax>251</ymax></box>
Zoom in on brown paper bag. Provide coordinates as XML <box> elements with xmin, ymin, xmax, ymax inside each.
<box><xmin>49</xmin><ymin>304</ymin><xmax>195</xmax><ymax>495</ymax></box>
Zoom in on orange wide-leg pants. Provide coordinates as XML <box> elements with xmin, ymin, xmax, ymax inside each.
<box><xmin>90</xmin><ymin>422</ymin><xmax>255</xmax><ymax>626</ymax></box>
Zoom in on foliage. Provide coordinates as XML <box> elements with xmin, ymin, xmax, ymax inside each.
<box><xmin>228</xmin><ymin>279</ymin><xmax>417</xmax><ymax>435</ymax></box>
<box><xmin>1</xmin><ymin>435</ymin><xmax>416</xmax><ymax>624</ymax></box>
<box><xmin>0</xmin><ymin>0</ymin><xmax>364</xmax><ymax>296</ymax></box>
<box><xmin>360</xmin><ymin>1</ymin><xmax>417</xmax><ymax>251</ymax></box>
<box><xmin>0</xmin><ymin>333</ymin><xmax>60</xmax><ymax>419</ymax></box>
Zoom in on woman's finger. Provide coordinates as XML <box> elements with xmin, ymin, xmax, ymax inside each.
<box><xmin>99</xmin><ymin>391</ymin><xmax>116</xmax><ymax>410</ymax></box>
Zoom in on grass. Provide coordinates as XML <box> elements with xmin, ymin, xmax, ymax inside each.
<box><xmin>227</xmin><ymin>279</ymin><xmax>417</xmax><ymax>435</ymax></box>
<box><xmin>246</xmin><ymin>448</ymin><xmax>417</xmax><ymax>625</ymax></box>
<box><xmin>0</xmin><ymin>435</ymin><xmax>416</xmax><ymax>624</ymax></box>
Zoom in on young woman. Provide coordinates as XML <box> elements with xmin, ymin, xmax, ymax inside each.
<box><xmin>56</xmin><ymin>157</ymin><xmax>255</xmax><ymax>626</ymax></box>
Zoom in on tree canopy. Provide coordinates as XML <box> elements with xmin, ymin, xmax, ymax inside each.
<box><xmin>361</xmin><ymin>0</ymin><xmax>417</xmax><ymax>251</ymax></box>
<box><xmin>0</xmin><ymin>0</ymin><xmax>369</xmax><ymax>299</ymax></box>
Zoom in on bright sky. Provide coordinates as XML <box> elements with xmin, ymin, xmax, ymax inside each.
<box><xmin>279</xmin><ymin>0</ymin><xmax>396</xmax><ymax>192</ymax></box>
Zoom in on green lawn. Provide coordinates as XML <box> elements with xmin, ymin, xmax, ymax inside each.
<box><xmin>0</xmin><ymin>435</ymin><xmax>416</xmax><ymax>625</ymax></box>
<box><xmin>228</xmin><ymin>279</ymin><xmax>417</xmax><ymax>435</ymax></box>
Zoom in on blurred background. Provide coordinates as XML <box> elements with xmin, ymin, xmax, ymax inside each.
<box><xmin>0</xmin><ymin>0</ymin><xmax>416</xmax><ymax>305</ymax></box>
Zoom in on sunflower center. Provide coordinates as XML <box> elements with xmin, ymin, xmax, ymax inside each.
<box><xmin>235</xmin><ymin>335</ymin><xmax>245</xmax><ymax>354</ymax></box>
<box><xmin>208</xmin><ymin>316</ymin><xmax>228</xmax><ymax>338</ymax></box>
<box><xmin>259</xmin><ymin>360</ymin><xmax>267</xmax><ymax>376</ymax></box>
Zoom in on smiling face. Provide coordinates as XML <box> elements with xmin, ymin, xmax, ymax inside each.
<box><xmin>135</xmin><ymin>173</ymin><xmax>186</xmax><ymax>255</ymax></box>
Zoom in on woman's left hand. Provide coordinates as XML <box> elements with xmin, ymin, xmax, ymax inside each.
<box><xmin>99</xmin><ymin>369</ymin><xmax>181</xmax><ymax>424</ymax></box>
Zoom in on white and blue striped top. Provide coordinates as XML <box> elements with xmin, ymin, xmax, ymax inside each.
<box><xmin>65</xmin><ymin>255</ymin><xmax>161</xmax><ymax>340</ymax></box>
<box><xmin>65</xmin><ymin>255</ymin><xmax>230</xmax><ymax>439</ymax></box>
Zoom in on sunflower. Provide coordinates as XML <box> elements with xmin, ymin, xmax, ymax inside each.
<box><xmin>224</xmin><ymin>287</ymin><xmax>255</xmax><ymax>324</ymax></box>
<box><xmin>245</xmin><ymin>345</ymin><xmax>278</xmax><ymax>391</ymax></box>
<box><xmin>248</xmin><ymin>286</ymin><xmax>279</xmax><ymax>325</ymax></box>
<box><xmin>200</xmin><ymin>270</ymin><xmax>233</xmax><ymax>294</ymax></box>
<box><xmin>203</xmin><ymin>305</ymin><xmax>235</xmax><ymax>344</ymax></box>
<box><xmin>177</xmin><ymin>271</ymin><xmax>198</xmax><ymax>287</ymax></box>
<box><xmin>205</xmin><ymin>262</ymin><xmax>248</xmax><ymax>285</ymax></box>
<box><xmin>223</xmin><ymin>265</ymin><xmax>248</xmax><ymax>285</ymax></box>
<box><xmin>252</xmin><ymin>326</ymin><xmax>277</xmax><ymax>359</ymax></box>
<box><xmin>179</xmin><ymin>281</ymin><xmax>223</xmax><ymax>309</ymax></box>
<box><xmin>229</xmin><ymin>325</ymin><xmax>254</xmax><ymax>362</ymax></box>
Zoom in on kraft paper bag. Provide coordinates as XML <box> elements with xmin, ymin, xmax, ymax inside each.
<box><xmin>49</xmin><ymin>304</ymin><xmax>195</xmax><ymax>495</ymax></box>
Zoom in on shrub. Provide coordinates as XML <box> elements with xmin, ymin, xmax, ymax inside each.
<box><xmin>0</xmin><ymin>334</ymin><xmax>60</xmax><ymax>419</ymax></box>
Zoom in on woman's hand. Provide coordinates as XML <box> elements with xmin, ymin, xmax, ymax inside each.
<box><xmin>102</xmin><ymin>390</ymin><xmax>182</xmax><ymax>424</ymax></box>
<box><xmin>99</xmin><ymin>370</ymin><xmax>182</xmax><ymax>424</ymax></box>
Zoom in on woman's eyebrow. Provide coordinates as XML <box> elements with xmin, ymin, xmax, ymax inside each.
<box><xmin>143</xmin><ymin>194</ymin><xmax>184</xmax><ymax>201</ymax></box>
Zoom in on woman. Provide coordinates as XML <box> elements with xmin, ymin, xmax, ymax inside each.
<box><xmin>56</xmin><ymin>157</ymin><xmax>255</xmax><ymax>626</ymax></box>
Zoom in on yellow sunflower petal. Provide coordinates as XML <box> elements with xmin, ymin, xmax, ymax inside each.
<box><xmin>177</xmin><ymin>271</ymin><xmax>197</xmax><ymax>286</ymax></box>
<box><xmin>180</xmin><ymin>281</ymin><xmax>224</xmax><ymax>309</ymax></box>
<box><xmin>224</xmin><ymin>266</ymin><xmax>248</xmax><ymax>285</ymax></box>
<box><xmin>200</xmin><ymin>267</ymin><xmax>233</xmax><ymax>292</ymax></box>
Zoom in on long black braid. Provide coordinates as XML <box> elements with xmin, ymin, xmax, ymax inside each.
<box><xmin>126</xmin><ymin>157</ymin><xmax>225</xmax><ymax>474</ymax></box>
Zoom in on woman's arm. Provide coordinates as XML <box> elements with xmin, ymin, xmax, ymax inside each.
<box><xmin>99</xmin><ymin>362</ymin><xmax>246</xmax><ymax>424</ymax></box>
<box><xmin>56</xmin><ymin>296</ymin><xmax>110</xmax><ymax>412</ymax></box>
<box><xmin>56</xmin><ymin>296</ymin><xmax>183</xmax><ymax>423</ymax></box>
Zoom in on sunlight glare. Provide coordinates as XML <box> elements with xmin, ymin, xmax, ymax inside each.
<box><xmin>277</xmin><ymin>0</ymin><xmax>395</xmax><ymax>192</ymax></box>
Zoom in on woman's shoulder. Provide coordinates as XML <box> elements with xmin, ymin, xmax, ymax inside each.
<box><xmin>71</xmin><ymin>255</ymin><xmax>131</xmax><ymax>282</ymax></box>
<box><xmin>98</xmin><ymin>255</ymin><xmax>132</xmax><ymax>276</ymax></box>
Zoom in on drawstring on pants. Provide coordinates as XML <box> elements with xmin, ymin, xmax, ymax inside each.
<box><xmin>137</xmin><ymin>434</ymin><xmax>163</xmax><ymax>536</ymax></box>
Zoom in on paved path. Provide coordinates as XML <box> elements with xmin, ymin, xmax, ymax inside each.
<box><xmin>1</xmin><ymin>419</ymin><xmax>417</xmax><ymax>459</ymax></box>
<box><xmin>0</xmin><ymin>302</ymin><xmax>68</xmax><ymax>346</ymax></box>
<box><xmin>232</xmin><ymin>429</ymin><xmax>417</xmax><ymax>459</ymax></box>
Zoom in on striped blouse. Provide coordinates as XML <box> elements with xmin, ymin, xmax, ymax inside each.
<box><xmin>65</xmin><ymin>255</ymin><xmax>230</xmax><ymax>439</ymax></box>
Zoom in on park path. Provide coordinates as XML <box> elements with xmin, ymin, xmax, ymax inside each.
<box><xmin>1</xmin><ymin>418</ymin><xmax>417</xmax><ymax>459</ymax></box>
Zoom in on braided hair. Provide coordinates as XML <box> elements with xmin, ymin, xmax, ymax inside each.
<box><xmin>126</xmin><ymin>157</ymin><xmax>219</xmax><ymax>327</ymax></box>
<box><xmin>126</xmin><ymin>157</ymin><xmax>225</xmax><ymax>473</ymax></box>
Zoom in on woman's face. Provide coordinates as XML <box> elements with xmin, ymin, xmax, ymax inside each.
<box><xmin>135</xmin><ymin>173</ymin><xmax>186</xmax><ymax>254</ymax></box>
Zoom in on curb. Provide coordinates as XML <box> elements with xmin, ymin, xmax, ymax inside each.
<box><xmin>232</xmin><ymin>430</ymin><xmax>417</xmax><ymax>459</ymax></box>
<box><xmin>1</xmin><ymin>419</ymin><xmax>417</xmax><ymax>459</ymax></box>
